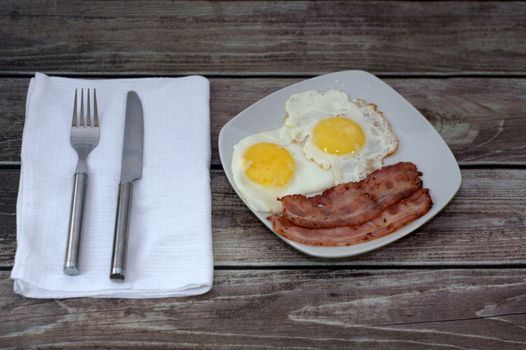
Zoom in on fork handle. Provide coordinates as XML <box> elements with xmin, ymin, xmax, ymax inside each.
<box><xmin>110</xmin><ymin>182</ymin><xmax>133</xmax><ymax>281</ymax></box>
<box><xmin>64</xmin><ymin>172</ymin><xmax>87</xmax><ymax>276</ymax></box>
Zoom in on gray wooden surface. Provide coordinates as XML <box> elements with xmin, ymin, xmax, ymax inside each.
<box><xmin>0</xmin><ymin>1</ymin><xmax>525</xmax><ymax>349</ymax></box>
<box><xmin>0</xmin><ymin>1</ymin><xmax>525</xmax><ymax>75</ymax></box>
<box><xmin>1</xmin><ymin>78</ymin><xmax>526</xmax><ymax>164</ymax></box>
<box><xmin>1</xmin><ymin>168</ymin><xmax>526</xmax><ymax>268</ymax></box>
<box><xmin>2</xmin><ymin>270</ymin><xmax>526</xmax><ymax>349</ymax></box>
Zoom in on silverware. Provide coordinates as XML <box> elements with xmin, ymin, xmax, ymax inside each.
<box><xmin>64</xmin><ymin>89</ymin><xmax>101</xmax><ymax>275</ymax></box>
<box><xmin>110</xmin><ymin>91</ymin><xmax>144</xmax><ymax>280</ymax></box>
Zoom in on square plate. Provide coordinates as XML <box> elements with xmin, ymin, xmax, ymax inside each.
<box><xmin>218</xmin><ymin>70</ymin><xmax>461</xmax><ymax>258</ymax></box>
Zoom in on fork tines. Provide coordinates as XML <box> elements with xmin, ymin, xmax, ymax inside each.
<box><xmin>72</xmin><ymin>88</ymin><xmax>99</xmax><ymax>128</ymax></box>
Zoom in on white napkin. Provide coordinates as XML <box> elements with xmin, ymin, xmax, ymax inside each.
<box><xmin>11</xmin><ymin>73</ymin><xmax>213</xmax><ymax>298</ymax></box>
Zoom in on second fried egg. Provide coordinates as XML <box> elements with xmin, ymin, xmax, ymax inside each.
<box><xmin>282</xmin><ymin>89</ymin><xmax>398</xmax><ymax>183</ymax></box>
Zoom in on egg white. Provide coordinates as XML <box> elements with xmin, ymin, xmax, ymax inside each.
<box><xmin>283</xmin><ymin>89</ymin><xmax>398</xmax><ymax>184</ymax></box>
<box><xmin>232</xmin><ymin>128</ymin><xmax>334</xmax><ymax>213</ymax></box>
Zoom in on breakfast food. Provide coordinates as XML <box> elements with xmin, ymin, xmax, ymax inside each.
<box><xmin>231</xmin><ymin>89</ymin><xmax>399</xmax><ymax>214</ymax></box>
<box><xmin>231</xmin><ymin>88</ymin><xmax>431</xmax><ymax>247</ymax></box>
<box><xmin>280</xmin><ymin>162</ymin><xmax>422</xmax><ymax>228</ymax></box>
<box><xmin>269</xmin><ymin>187</ymin><xmax>432</xmax><ymax>246</ymax></box>
<box><xmin>231</xmin><ymin>128</ymin><xmax>334</xmax><ymax>213</ymax></box>
<box><xmin>282</xmin><ymin>90</ymin><xmax>398</xmax><ymax>183</ymax></box>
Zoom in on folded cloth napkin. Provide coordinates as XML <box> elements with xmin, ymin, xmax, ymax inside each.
<box><xmin>11</xmin><ymin>73</ymin><xmax>213</xmax><ymax>298</ymax></box>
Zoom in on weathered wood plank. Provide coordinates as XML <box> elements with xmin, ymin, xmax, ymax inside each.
<box><xmin>1</xmin><ymin>77</ymin><xmax>526</xmax><ymax>164</ymax></box>
<box><xmin>211</xmin><ymin>77</ymin><xmax>526</xmax><ymax>166</ymax></box>
<box><xmin>1</xmin><ymin>168</ymin><xmax>525</xmax><ymax>267</ymax></box>
<box><xmin>0</xmin><ymin>1</ymin><xmax>525</xmax><ymax>75</ymax></box>
<box><xmin>0</xmin><ymin>169</ymin><xmax>17</xmax><ymax>266</ymax></box>
<box><xmin>0</xmin><ymin>78</ymin><xmax>26</xmax><ymax>163</ymax></box>
<box><xmin>1</xmin><ymin>269</ymin><xmax>526</xmax><ymax>349</ymax></box>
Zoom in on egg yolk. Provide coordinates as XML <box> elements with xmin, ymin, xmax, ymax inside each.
<box><xmin>244</xmin><ymin>143</ymin><xmax>295</xmax><ymax>187</ymax></box>
<box><xmin>313</xmin><ymin>117</ymin><xmax>365</xmax><ymax>155</ymax></box>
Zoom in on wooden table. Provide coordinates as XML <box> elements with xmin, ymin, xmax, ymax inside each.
<box><xmin>1</xmin><ymin>1</ymin><xmax>525</xmax><ymax>348</ymax></box>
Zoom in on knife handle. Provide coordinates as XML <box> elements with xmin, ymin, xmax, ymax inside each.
<box><xmin>64</xmin><ymin>172</ymin><xmax>87</xmax><ymax>276</ymax></box>
<box><xmin>110</xmin><ymin>182</ymin><xmax>133</xmax><ymax>280</ymax></box>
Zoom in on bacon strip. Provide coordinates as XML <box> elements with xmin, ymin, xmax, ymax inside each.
<box><xmin>270</xmin><ymin>188</ymin><xmax>432</xmax><ymax>246</ymax></box>
<box><xmin>281</xmin><ymin>162</ymin><xmax>422</xmax><ymax>228</ymax></box>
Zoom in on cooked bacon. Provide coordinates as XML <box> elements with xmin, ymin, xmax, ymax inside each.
<box><xmin>281</xmin><ymin>162</ymin><xmax>422</xmax><ymax>228</ymax></box>
<box><xmin>270</xmin><ymin>188</ymin><xmax>432</xmax><ymax>246</ymax></box>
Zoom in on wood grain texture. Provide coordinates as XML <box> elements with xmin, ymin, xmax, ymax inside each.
<box><xmin>0</xmin><ymin>169</ymin><xmax>17</xmax><ymax>266</ymax></box>
<box><xmin>1</xmin><ymin>0</ymin><xmax>524</xmax><ymax>346</ymax></box>
<box><xmin>0</xmin><ymin>1</ymin><xmax>525</xmax><ymax>75</ymax></box>
<box><xmin>1</xmin><ymin>77</ymin><xmax>525</xmax><ymax>164</ymax></box>
<box><xmin>0</xmin><ymin>78</ymin><xmax>26</xmax><ymax>162</ymax></box>
<box><xmin>211</xmin><ymin>77</ymin><xmax>526</xmax><ymax>166</ymax></box>
<box><xmin>1</xmin><ymin>270</ymin><xmax>526</xmax><ymax>349</ymax></box>
<box><xmin>1</xmin><ymin>168</ymin><xmax>525</xmax><ymax>267</ymax></box>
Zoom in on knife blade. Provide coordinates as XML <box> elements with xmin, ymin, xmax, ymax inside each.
<box><xmin>110</xmin><ymin>91</ymin><xmax>144</xmax><ymax>280</ymax></box>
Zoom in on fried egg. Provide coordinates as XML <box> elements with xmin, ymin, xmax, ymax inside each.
<box><xmin>282</xmin><ymin>89</ymin><xmax>398</xmax><ymax>183</ymax></box>
<box><xmin>232</xmin><ymin>129</ymin><xmax>334</xmax><ymax>213</ymax></box>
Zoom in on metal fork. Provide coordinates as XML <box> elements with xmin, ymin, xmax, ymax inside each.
<box><xmin>64</xmin><ymin>88</ymin><xmax>100</xmax><ymax>276</ymax></box>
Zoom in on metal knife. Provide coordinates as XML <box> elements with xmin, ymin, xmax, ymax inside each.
<box><xmin>110</xmin><ymin>91</ymin><xmax>144</xmax><ymax>280</ymax></box>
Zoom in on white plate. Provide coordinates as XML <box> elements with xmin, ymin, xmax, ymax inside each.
<box><xmin>218</xmin><ymin>70</ymin><xmax>461</xmax><ymax>258</ymax></box>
